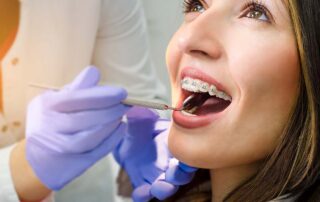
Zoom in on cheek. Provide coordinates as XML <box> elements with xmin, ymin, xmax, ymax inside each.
<box><xmin>226</xmin><ymin>35</ymin><xmax>300</xmax><ymax>158</ymax></box>
<box><xmin>230</xmin><ymin>37</ymin><xmax>300</xmax><ymax>110</ymax></box>
<box><xmin>228</xmin><ymin>30</ymin><xmax>300</xmax><ymax>96</ymax></box>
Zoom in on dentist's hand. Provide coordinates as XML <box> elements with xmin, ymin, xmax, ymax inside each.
<box><xmin>25</xmin><ymin>66</ymin><xmax>130</xmax><ymax>190</ymax></box>
<box><xmin>113</xmin><ymin>107</ymin><xmax>197</xmax><ymax>202</ymax></box>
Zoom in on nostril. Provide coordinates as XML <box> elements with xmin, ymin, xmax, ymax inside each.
<box><xmin>190</xmin><ymin>50</ymin><xmax>209</xmax><ymax>57</ymax></box>
<box><xmin>178</xmin><ymin>32</ymin><xmax>222</xmax><ymax>59</ymax></box>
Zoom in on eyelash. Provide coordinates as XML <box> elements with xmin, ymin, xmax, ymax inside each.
<box><xmin>183</xmin><ymin>0</ymin><xmax>272</xmax><ymax>23</ymax></box>
<box><xmin>242</xmin><ymin>0</ymin><xmax>272</xmax><ymax>22</ymax></box>
<box><xmin>183</xmin><ymin>0</ymin><xmax>205</xmax><ymax>13</ymax></box>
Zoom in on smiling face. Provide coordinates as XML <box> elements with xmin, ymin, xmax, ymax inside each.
<box><xmin>167</xmin><ymin>0</ymin><xmax>300</xmax><ymax>169</ymax></box>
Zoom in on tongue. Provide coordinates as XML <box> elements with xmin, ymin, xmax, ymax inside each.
<box><xmin>194</xmin><ymin>97</ymin><xmax>230</xmax><ymax>116</ymax></box>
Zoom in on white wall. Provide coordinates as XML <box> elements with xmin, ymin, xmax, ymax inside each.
<box><xmin>141</xmin><ymin>0</ymin><xmax>183</xmax><ymax>101</ymax></box>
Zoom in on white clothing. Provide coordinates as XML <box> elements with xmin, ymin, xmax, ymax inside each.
<box><xmin>0</xmin><ymin>0</ymin><xmax>168</xmax><ymax>201</ymax></box>
<box><xmin>0</xmin><ymin>144</ymin><xmax>19</xmax><ymax>202</ymax></box>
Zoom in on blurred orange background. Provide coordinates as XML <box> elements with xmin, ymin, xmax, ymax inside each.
<box><xmin>0</xmin><ymin>0</ymin><xmax>19</xmax><ymax>112</ymax></box>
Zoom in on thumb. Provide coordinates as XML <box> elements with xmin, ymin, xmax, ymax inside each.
<box><xmin>126</xmin><ymin>107</ymin><xmax>159</xmax><ymax>140</ymax></box>
<box><xmin>132</xmin><ymin>184</ymin><xmax>153</xmax><ymax>202</ymax></box>
<box><xmin>64</xmin><ymin>66</ymin><xmax>100</xmax><ymax>90</ymax></box>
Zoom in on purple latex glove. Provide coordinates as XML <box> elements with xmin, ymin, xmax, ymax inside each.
<box><xmin>113</xmin><ymin>107</ymin><xmax>197</xmax><ymax>202</ymax></box>
<box><xmin>25</xmin><ymin>66</ymin><xmax>130</xmax><ymax>190</ymax></box>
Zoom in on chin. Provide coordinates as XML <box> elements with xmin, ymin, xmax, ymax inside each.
<box><xmin>168</xmin><ymin>125</ymin><xmax>200</xmax><ymax>167</ymax></box>
<box><xmin>168</xmin><ymin>124</ymin><xmax>223</xmax><ymax>169</ymax></box>
<box><xmin>168</xmin><ymin>123</ymin><xmax>272</xmax><ymax>170</ymax></box>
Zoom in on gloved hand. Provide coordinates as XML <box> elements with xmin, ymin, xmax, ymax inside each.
<box><xmin>25</xmin><ymin>66</ymin><xmax>130</xmax><ymax>190</ymax></box>
<box><xmin>113</xmin><ymin>107</ymin><xmax>198</xmax><ymax>202</ymax></box>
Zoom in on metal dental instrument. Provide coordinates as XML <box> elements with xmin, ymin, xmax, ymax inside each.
<box><xmin>28</xmin><ymin>83</ymin><xmax>183</xmax><ymax>111</ymax></box>
<box><xmin>182</xmin><ymin>93</ymin><xmax>210</xmax><ymax>113</ymax></box>
<box><xmin>121</xmin><ymin>98</ymin><xmax>183</xmax><ymax>111</ymax></box>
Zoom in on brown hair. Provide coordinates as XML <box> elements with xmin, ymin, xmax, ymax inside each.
<box><xmin>165</xmin><ymin>0</ymin><xmax>320</xmax><ymax>201</ymax></box>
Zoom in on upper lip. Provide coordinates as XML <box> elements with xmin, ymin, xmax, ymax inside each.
<box><xmin>180</xmin><ymin>67</ymin><xmax>231</xmax><ymax>97</ymax></box>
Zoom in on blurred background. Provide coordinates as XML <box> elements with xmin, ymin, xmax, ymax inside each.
<box><xmin>0</xmin><ymin>1</ymin><xmax>185</xmax><ymax>201</ymax></box>
<box><xmin>141</xmin><ymin>0</ymin><xmax>183</xmax><ymax>97</ymax></box>
<box><xmin>0</xmin><ymin>0</ymin><xmax>183</xmax><ymax>104</ymax></box>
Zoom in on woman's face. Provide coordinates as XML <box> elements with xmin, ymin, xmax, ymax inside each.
<box><xmin>167</xmin><ymin>0</ymin><xmax>300</xmax><ymax>169</ymax></box>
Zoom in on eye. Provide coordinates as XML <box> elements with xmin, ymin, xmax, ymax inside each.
<box><xmin>183</xmin><ymin>0</ymin><xmax>205</xmax><ymax>13</ymax></box>
<box><xmin>242</xmin><ymin>1</ymin><xmax>272</xmax><ymax>23</ymax></box>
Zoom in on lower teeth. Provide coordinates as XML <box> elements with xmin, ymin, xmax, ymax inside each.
<box><xmin>184</xmin><ymin>106</ymin><xmax>198</xmax><ymax>114</ymax></box>
<box><xmin>181</xmin><ymin>110</ymin><xmax>197</xmax><ymax>117</ymax></box>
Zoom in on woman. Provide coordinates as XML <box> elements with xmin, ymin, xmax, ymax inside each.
<box><xmin>150</xmin><ymin>0</ymin><xmax>320</xmax><ymax>201</ymax></box>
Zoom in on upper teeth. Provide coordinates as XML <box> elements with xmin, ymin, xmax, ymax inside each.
<box><xmin>181</xmin><ymin>77</ymin><xmax>232</xmax><ymax>101</ymax></box>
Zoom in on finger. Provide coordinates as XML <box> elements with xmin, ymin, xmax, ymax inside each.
<box><xmin>150</xmin><ymin>180</ymin><xmax>178</xmax><ymax>201</ymax></box>
<box><xmin>132</xmin><ymin>184</ymin><xmax>153</xmax><ymax>202</ymax></box>
<box><xmin>92</xmin><ymin>122</ymin><xmax>128</xmax><ymax>160</ymax></box>
<box><xmin>32</xmin><ymin>121</ymin><xmax>122</xmax><ymax>154</ymax></box>
<box><xmin>126</xmin><ymin>107</ymin><xmax>159</xmax><ymax>140</ymax></box>
<box><xmin>154</xmin><ymin>119</ymin><xmax>171</xmax><ymax>134</ymax></box>
<box><xmin>139</xmin><ymin>129</ymin><xmax>172</xmax><ymax>184</ymax></box>
<box><xmin>179</xmin><ymin>161</ymin><xmax>198</xmax><ymax>173</ymax></box>
<box><xmin>64</xmin><ymin>66</ymin><xmax>100</xmax><ymax>91</ymax></box>
<box><xmin>63</xmin><ymin>121</ymin><xmax>124</xmax><ymax>153</ymax></box>
<box><xmin>165</xmin><ymin>159</ymin><xmax>195</xmax><ymax>186</ymax></box>
<box><xmin>126</xmin><ymin>107</ymin><xmax>159</xmax><ymax>121</ymax></box>
<box><xmin>47</xmin><ymin>85</ymin><xmax>128</xmax><ymax>112</ymax></box>
<box><xmin>28</xmin><ymin>123</ymin><xmax>128</xmax><ymax>191</ymax></box>
<box><xmin>140</xmin><ymin>135</ymin><xmax>171</xmax><ymax>184</ymax></box>
<box><xmin>48</xmin><ymin>104</ymin><xmax>130</xmax><ymax>133</ymax></box>
<box><xmin>58</xmin><ymin>122</ymin><xmax>127</xmax><ymax>154</ymax></box>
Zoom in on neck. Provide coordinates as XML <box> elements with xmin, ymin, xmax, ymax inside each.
<box><xmin>210</xmin><ymin>162</ymin><xmax>261</xmax><ymax>202</ymax></box>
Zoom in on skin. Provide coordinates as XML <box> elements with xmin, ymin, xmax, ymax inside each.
<box><xmin>1</xmin><ymin>1</ymin><xmax>51</xmax><ymax>200</ymax></box>
<box><xmin>167</xmin><ymin>0</ymin><xmax>300</xmax><ymax>201</ymax></box>
<box><xmin>11</xmin><ymin>140</ymin><xmax>51</xmax><ymax>201</ymax></box>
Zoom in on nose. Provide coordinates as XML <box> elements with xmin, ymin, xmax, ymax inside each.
<box><xmin>178</xmin><ymin>14</ymin><xmax>223</xmax><ymax>60</ymax></box>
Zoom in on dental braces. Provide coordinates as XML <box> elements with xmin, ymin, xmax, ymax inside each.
<box><xmin>181</xmin><ymin>77</ymin><xmax>232</xmax><ymax>101</ymax></box>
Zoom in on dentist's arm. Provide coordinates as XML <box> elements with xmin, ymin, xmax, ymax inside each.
<box><xmin>10</xmin><ymin>140</ymin><xmax>51</xmax><ymax>202</ymax></box>
<box><xmin>8</xmin><ymin>66</ymin><xmax>130</xmax><ymax>201</ymax></box>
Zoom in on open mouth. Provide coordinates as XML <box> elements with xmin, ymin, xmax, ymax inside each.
<box><xmin>180</xmin><ymin>77</ymin><xmax>232</xmax><ymax>116</ymax></box>
<box><xmin>172</xmin><ymin>66</ymin><xmax>234</xmax><ymax>128</ymax></box>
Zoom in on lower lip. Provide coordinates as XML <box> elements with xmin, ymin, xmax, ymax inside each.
<box><xmin>172</xmin><ymin>110</ymin><xmax>223</xmax><ymax>129</ymax></box>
